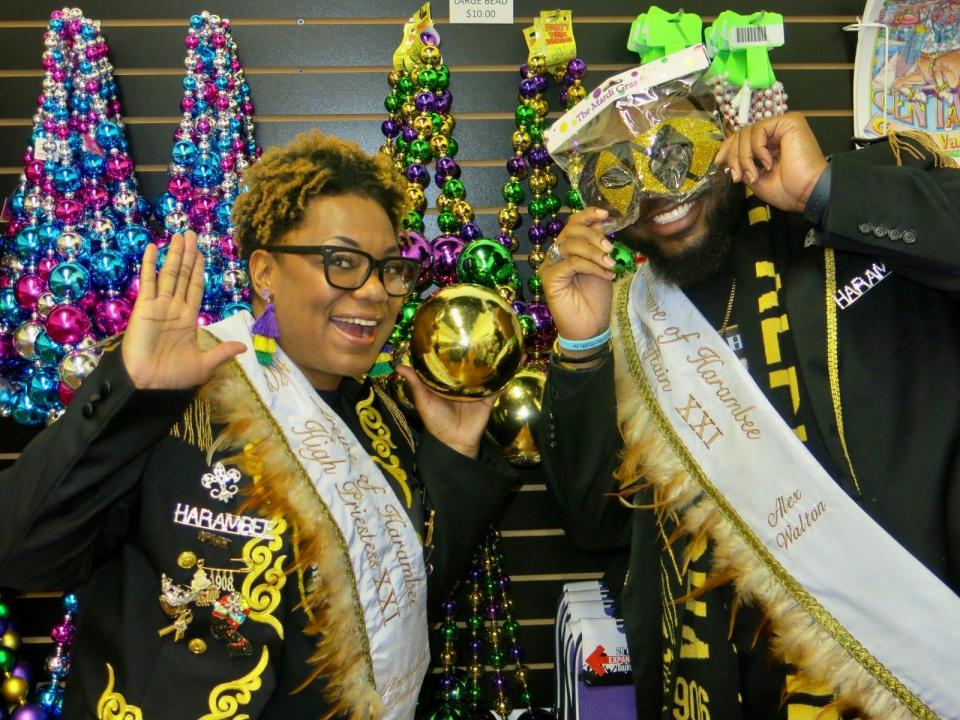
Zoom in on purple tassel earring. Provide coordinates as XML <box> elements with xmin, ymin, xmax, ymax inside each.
<box><xmin>251</xmin><ymin>293</ymin><xmax>279</xmax><ymax>366</ymax></box>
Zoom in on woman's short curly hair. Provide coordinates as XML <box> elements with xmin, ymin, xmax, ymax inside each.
<box><xmin>232</xmin><ymin>131</ymin><xmax>408</xmax><ymax>260</ymax></box>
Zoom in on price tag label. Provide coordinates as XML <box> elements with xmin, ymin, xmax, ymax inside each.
<box><xmin>449</xmin><ymin>0</ymin><xmax>513</xmax><ymax>24</ymax></box>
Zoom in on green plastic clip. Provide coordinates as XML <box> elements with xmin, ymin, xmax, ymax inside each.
<box><xmin>704</xmin><ymin>10</ymin><xmax>784</xmax><ymax>90</ymax></box>
<box><xmin>628</xmin><ymin>6</ymin><xmax>703</xmax><ymax>64</ymax></box>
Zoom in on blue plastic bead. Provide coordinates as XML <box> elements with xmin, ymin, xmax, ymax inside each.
<box><xmin>15</xmin><ymin>227</ymin><xmax>40</xmax><ymax>259</ymax></box>
<box><xmin>48</xmin><ymin>262</ymin><xmax>90</xmax><ymax>301</ymax></box>
<box><xmin>221</xmin><ymin>301</ymin><xmax>251</xmax><ymax>318</ymax></box>
<box><xmin>88</xmin><ymin>250</ymin><xmax>129</xmax><ymax>288</ymax></box>
<box><xmin>114</xmin><ymin>225</ymin><xmax>152</xmax><ymax>260</ymax></box>
<box><xmin>95</xmin><ymin>121</ymin><xmax>122</xmax><ymax>149</ymax></box>
<box><xmin>171</xmin><ymin>140</ymin><xmax>198</xmax><ymax>166</ymax></box>
<box><xmin>53</xmin><ymin>165</ymin><xmax>81</xmax><ymax>193</ymax></box>
<box><xmin>0</xmin><ymin>289</ymin><xmax>25</xmax><ymax>324</ymax></box>
<box><xmin>33</xmin><ymin>338</ymin><xmax>64</xmax><ymax>372</ymax></box>
<box><xmin>191</xmin><ymin>159</ymin><xmax>223</xmax><ymax>188</ymax></box>
<box><xmin>37</xmin><ymin>223</ymin><xmax>62</xmax><ymax>249</ymax></box>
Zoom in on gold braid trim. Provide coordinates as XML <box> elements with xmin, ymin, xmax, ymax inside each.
<box><xmin>887</xmin><ymin>130</ymin><xmax>958</xmax><ymax>169</ymax></box>
<box><xmin>168</xmin><ymin>397</ymin><xmax>214</xmax><ymax>452</ymax></box>
<box><xmin>824</xmin><ymin>249</ymin><xmax>862</xmax><ymax>494</ymax></box>
<box><xmin>610</xmin><ymin>277</ymin><xmax>932</xmax><ymax>720</ymax></box>
<box><xmin>197</xmin><ymin>331</ymin><xmax>382</xmax><ymax>719</ymax></box>
<box><xmin>97</xmin><ymin>664</ymin><xmax>144</xmax><ymax>720</ymax></box>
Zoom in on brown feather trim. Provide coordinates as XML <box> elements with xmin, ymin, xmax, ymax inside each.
<box><xmin>608</xmin><ymin>317</ymin><xmax>916</xmax><ymax>720</ymax></box>
<box><xmin>727</xmin><ymin>593</ymin><xmax>741</xmax><ymax>641</ymax></box>
<box><xmin>197</xmin><ymin>334</ymin><xmax>383</xmax><ymax>719</ymax></box>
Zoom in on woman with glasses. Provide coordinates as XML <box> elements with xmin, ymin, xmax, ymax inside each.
<box><xmin>0</xmin><ymin>132</ymin><xmax>514</xmax><ymax>720</ymax></box>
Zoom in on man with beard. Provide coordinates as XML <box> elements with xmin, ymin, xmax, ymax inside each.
<box><xmin>538</xmin><ymin>109</ymin><xmax>960</xmax><ymax>719</ymax></box>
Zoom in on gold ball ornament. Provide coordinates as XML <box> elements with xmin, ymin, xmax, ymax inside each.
<box><xmin>485</xmin><ymin>361</ymin><xmax>548</xmax><ymax>465</ymax></box>
<box><xmin>409</xmin><ymin>284</ymin><xmax>523</xmax><ymax>399</ymax></box>
<box><xmin>530</xmin><ymin>96</ymin><xmax>549</xmax><ymax>118</ymax></box>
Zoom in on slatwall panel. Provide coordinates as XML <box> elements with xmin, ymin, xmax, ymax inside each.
<box><xmin>0</xmin><ymin>0</ymin><xmax>862</xmax><ymax>706</ymax></box>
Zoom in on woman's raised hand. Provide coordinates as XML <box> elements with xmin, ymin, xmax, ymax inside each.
<box><xmin>121</xmin><ymin>231</ymin><xmax>246</xmax><ymax>389</ymax></box>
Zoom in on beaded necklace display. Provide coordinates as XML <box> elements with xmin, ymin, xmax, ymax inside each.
<box><xmin>0</xmin><ymin>8</ymin><xmax>147</xmax><ymax>425</ymax></box>
<box><xmin>0</xmin><ymin>592</ymin><xmax>37</xmax><ymax>719</ymax></box>
<box><xmin>429</xmin><ymin>531</ymin><xmax>554</xmax><ymax>719</ymax></box>
<box><xmin>157</xmin><ymin>11</ymin><xmax>260</xmax><ymax>324</ymax></box>
<box><xmin>497</xmin><ymin>55</ymin><xmax>587</xmax><ymax>357</ymax></box>
<box><xmin>381</xmin><ymin>29</ymin><xmax>481</xmax><ymax>251</ymax></box>
<box><xmin>33</xmin><ymin>593</ymin><xmax>78</xmax><ymax>718</ymax></box>
<box><xmin>380</xmin><ymin>28</ymin><xmax>489</xmax><ymax>353</ymax></box>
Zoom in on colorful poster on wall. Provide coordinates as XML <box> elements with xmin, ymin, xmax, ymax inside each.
<box><xmin>853</xmin><ymin>0</ymin><xmax>960</xmax><ymax>157</ymax></box>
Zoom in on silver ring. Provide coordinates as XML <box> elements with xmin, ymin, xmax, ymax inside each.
<box><xmin>546</xmin><ymin>242</ymin><xmax>564</xmax><ymax>263</ymax></box>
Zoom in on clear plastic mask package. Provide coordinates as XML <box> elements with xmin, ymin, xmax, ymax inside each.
<box><xmin>544</xmin><ymin>45</ymin><xmax>726</xmax><ymax>232</ymax></box>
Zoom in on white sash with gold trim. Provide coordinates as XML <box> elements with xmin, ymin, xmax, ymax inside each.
<box><xmin>207</xmin><ymin>312</ymin><xmax>429</xmax><ymax>719</ymax></box>
<box><xmin>620</xmin><ymin>266</ymin><xmax>960</xmax><ymax>718</ymax></box>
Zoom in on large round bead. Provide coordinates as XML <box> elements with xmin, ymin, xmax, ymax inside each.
<box><xmin>13</xmin><ymin>274</ymin><xmax>45</xmax><ymax>312</ymax></box>
<box><xmin>94</xmin><ymin>298</ymin><xmax>132</xmax><ymax>335</ymax></box>
<box><xmin>456</xmin><ymin>238</ymin><xmax>520</xmax><ymax>291</ymax></box>
<box><xmin>88</xmin><ymin>250</ymin><xmax>129</xmax><ymax>289</ymax></box>
<box><xmin>430</xmin><ymin>235</ymin><xmax>465</xmax><ymax>286</ymax></box>
<box><xmin>59</xmin><ymin>349</ymin><xmax>101</xmax><ymax>390</ymax></box>
<box><xmin>45</xmin><ymin>305</ymin><xmax>90</xmax><ymax>346</ymax></box>
<box><xmin>410</xmin><ymin>284</ymin><xmax>523</xmax><ymax>399</ymax></box>
<box><xmin>13</xmin><ymin>321</ymin><xmax>43</xmax><ymax>360</ymax></box>
<box><xmin>47</xmin><ymin>261</ymin><xmax>90</xmax><ymax>301</ymax></box>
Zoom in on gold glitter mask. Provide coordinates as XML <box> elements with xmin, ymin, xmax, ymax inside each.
<box><xmin>586</xmin><ymin>143</ymin><xmax>642</xmax><ymax>217</ymax></box>
<box><xmin>632</xmin><ymin>116</ymin><xmax>724</xmax><ymax>196</ymax></box>
<box><xmin>577</xmin><ymin>114</ymin><xmax>723</xmax><ymax>229</ymax></box>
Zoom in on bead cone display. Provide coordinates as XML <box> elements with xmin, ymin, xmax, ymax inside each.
<box><xmin>155</xmin><ymin>11</ymin><xmax>260</xmax><ymax>325</ymax></box>
<box><xmin>0</xmin><ymin>8</ymin><xmax>150</xmax><ymax>425</ymax></box>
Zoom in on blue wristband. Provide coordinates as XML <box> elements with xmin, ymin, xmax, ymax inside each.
<box><xmin>556</xmin><ymin>327</ymin><xmax>612</xmax><ymax>352</ymax></box>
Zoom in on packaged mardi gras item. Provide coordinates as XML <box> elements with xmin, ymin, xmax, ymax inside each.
<box><xmin>544</xmin><ymin>45</ymin><xmax>725</xmax><ymax>232</ymax></box>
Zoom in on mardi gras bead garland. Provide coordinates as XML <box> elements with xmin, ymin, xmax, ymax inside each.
<box><xmin>31</xmin><ymin>593</ymin><xmax>78</xmax><ymax>719</ymax></box>
<box><xmin>424</xmin><ymin>531</ymin><xmax>554</xmax><ymax>719</ymax></box>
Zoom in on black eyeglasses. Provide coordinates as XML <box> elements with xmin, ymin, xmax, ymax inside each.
<box><xmin>270</xmin><ymin>245</ymin><xmax>420</xmax><ymax>297</ymax></box>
